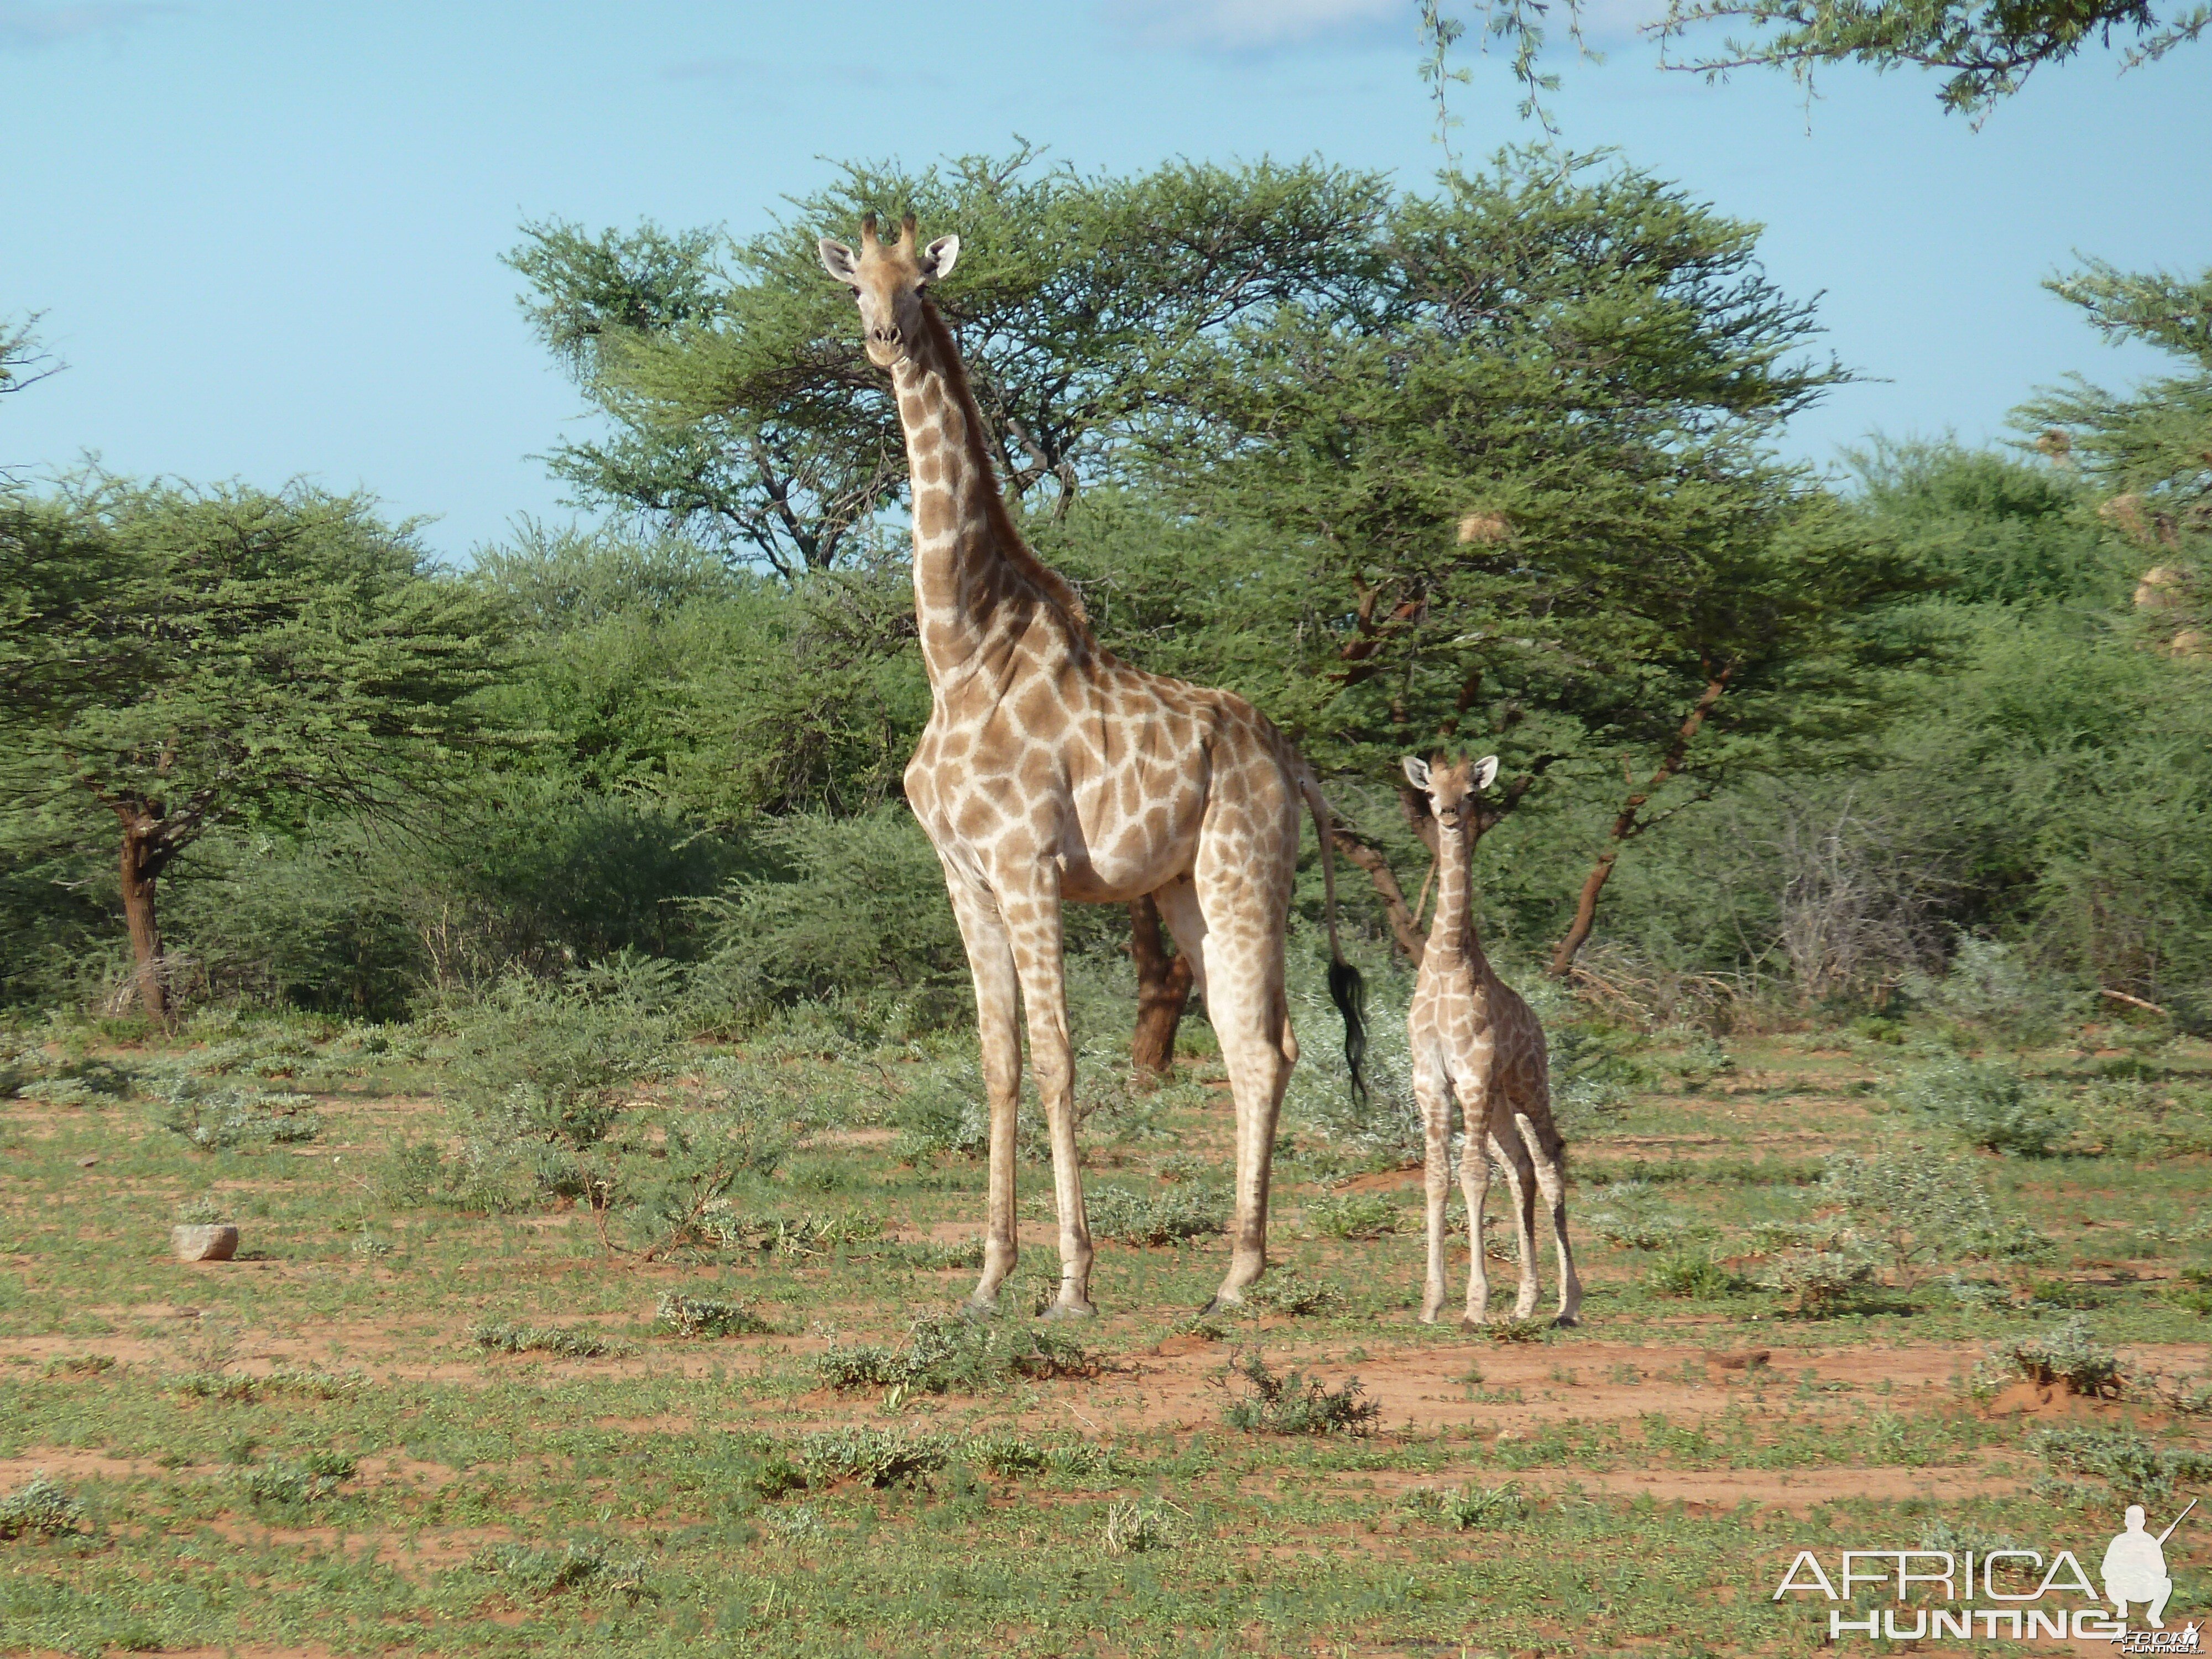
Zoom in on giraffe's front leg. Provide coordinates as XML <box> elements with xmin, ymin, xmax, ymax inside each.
<box><xmin>1412</xmin><ymin>1047</ymin><xmax>1454</xmax><ymax>1324</ymax></box>
<box><xmin>1458</xmin><ymin>1108</ymin><xmax>1495</xmax><ymax>1328</ymax></box>
<box><xmin>996</xmin><ymin>868</ymin><xmax>1097</xmax><ymax>1319</ymax></box>
<box><xmin>941</xmin><ymin>874</ymin><xmax>1024</xmax><ymax>1317</ymax></box>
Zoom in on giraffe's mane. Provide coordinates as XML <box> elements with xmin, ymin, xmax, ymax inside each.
<box><xmin>914</xmin><ymin>295</ymin><xmax>1095</xmax><ymax>647</ymax></box>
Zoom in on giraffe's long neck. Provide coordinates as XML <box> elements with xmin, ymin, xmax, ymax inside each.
<box><xmin>1431</xmin><ymin>821</ymin><xmax>1493</xmax><ymax>980</ymax></box>
<box><xmin>891</xmin><ymin>304</ymin><xmax>1084</xmax><ymax>683</ymax></box>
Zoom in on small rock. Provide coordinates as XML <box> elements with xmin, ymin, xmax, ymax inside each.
<box><xmin>171</xmin><ymin>1224</ymin><xmax>239</xmax><ymax>1263</ymax></box>
<box><xmin>76</xmin><ymin>1156</ymin><xmax>97</xmax><ymax>1168</ymax></box>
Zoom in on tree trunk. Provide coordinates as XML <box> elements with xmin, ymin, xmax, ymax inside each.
<box><xmin>117</xmin><ymin>813</ymin><xmax>168</xmax><ymax>1019</ymax></box>
<box><xmin>1128</xmin><ymin>895</ymin><xmax>1193</xmax><ymax>1082</ymax></box>
<box><xmin>1332</xmin><ymin>831</ymin><xmax>1431</xmax><ymax>967</ymax></box>
<box><xmin>1548</xmin><ymin>671</ymin><xmax>1731</xmax><ymax>979</ymax></box>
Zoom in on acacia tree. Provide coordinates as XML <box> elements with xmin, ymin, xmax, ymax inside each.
<box><xmin>1647</xmin><ymin>0</ymin><xmax>2203</xmax><ymax>115</ymax></box>
<box><xmin>0</xmin><ymin>481</ymin><xmax>505</xmax><ymax>1016</ymax></box>
<box><xmin>1133</xmin><ymin>149</ymin><xmax>1920</xmax><ymax>972</ymax></box>
<box><xmin>509</xmin><ymin>144</ymin><xmax>1389</xmax><ymax>579</ymax></box>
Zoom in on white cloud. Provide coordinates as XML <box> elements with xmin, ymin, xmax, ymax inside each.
<box><xmin>1104</xmin><ymin>0</ymin><xmax>1406</xmax><ymax>53</ymax></box>
<box><xmin>0</xmin><ymin>2</ymin><xmax>175</xmax><ymax>51</ymax></box>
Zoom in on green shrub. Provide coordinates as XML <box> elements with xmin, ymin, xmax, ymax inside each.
<box><xmin>1103</xmin><ymin>1499</ymin><xmax>1182</xmax><ymax>1554</ymax></box>
<box><xmin>816</xmin><ymin>1311</ymin><xmax>1092</xmax><ymax>1395</ymax></box>
<box><xmin>1895</xmin><ymin>1055</ymin><xmax>2073</xmax><ymax>1157</ymax></box>
<box><xmin>1978</xmin><ymin>1318</ymin><xmax>2124</xmax><ymax>1399</ymax></box>
<box><xmin>154</xmin><ymin>1077</ymin><xmax>320</xmax><ymax>1149</ymax></box>
<box><xmin>891</xmin><ymin>1069</ymin><xmax>989</xmax><ymax>1161</ymax></box>
<box><xmin>1246</xmin><ymin>1275</ymin><xmax>1342</xmax><ymax>1317</ymax></box>
<box><xmin>1755</xmin><ymin>1245</ymin><xmax>1881</xmax><ymax>1314</ymax></box>
<box><xmin>2167</xmin><ymin>1269</ymin><xmax>2212</xmax><ymax>1315</ymax></box>
<box><xmin>473</xmin><ymin>1541</ymin><xmax>651</xmax><ymax>1604</ymax></box>
<box><xmin>239</xmin><ymin>1453</ymin><xmax>356</xmax><ymax>1508</ymax></box>
<box><xmin>1646</xmin><ymin>1249</ymin><xmax>1744</xmax><ymax>1300</ymax></box>
<box><xmin>653</xmin><ymin>1295</ymin><xmax>771</xmax><ymax>1338</ymax></box>
<box><xmin>470</xmin><ymin>1321</ymin><xmax>632</xmax><ymax>1359</ymax></box>
<box><xmin>441</xmin><ymin>958</ymin><xmax>682</xmax><ymax>1154</ymax></box>
<box><xmin>700</xmin><ymin>1207</ymin><xmax>883</xmax><ymax>1258</ymax></box>
<box><xmin>961</xmin><ymin>1432</ymin><xmax>1112</xmax><ymax>1479</ymax></box>
<box><xmin>0</xmin><ymin>1474</ymin><xmax>84</xmax><ymax>1539</ymax></box>
<box><xmin>696</xmin><ymin>808</ymin><xmax>969</xmax><ymax>1013</ymax></box>
<box><xmin>1818</xmin><ymin>1143</ymin><xmax>2047</xmax><ymax>1269</ymax></box>
<box><xmin>1217</xmin><ymin>1350</ymin><xmax>1379</xmax><ymax>1436</ymax></box>
<box><xmin>797</xmin><ymin>1427</ymin><xmax>954</xmax><ymax>1488</ymax></box>
<box><xmin>1588</xmin><ymin>1208</ymin><xmax>1692</xmax><ymax>1251</ymax></box>
<box><xmin>1404</xmin><ymin>1481</ymin><xmax>1526</xmax><ymax>1528</ymax></box>
<box><xmin>2034</xmin><ymin>1427</ymin><xmax>2212</xmax><ymax>1501</ymax></box>
<box><xmin>1904</xmin><ymin>937</ymin><xmax>2077</xmax><ymax>1042</ymax></box>
<box><xmin>1084</xmin><ymin>1184</ymin><xmax>1229</xmax><ymax>1245</ymax></box>
<box><xmin>1304</xmin><ymin>1191</ymin><xmax>1402</xmax><ymax>1240</ymax></box>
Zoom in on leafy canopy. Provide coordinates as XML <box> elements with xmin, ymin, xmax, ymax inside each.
<box><xmin>508</xmin><ymin>145</ymin><xmax>1389</xmax><ymax>577</ymax></box>
<box><xmin>0</xmin><ymin>477</ymin><xmax>507</xmax><ymax>877</ymax></box>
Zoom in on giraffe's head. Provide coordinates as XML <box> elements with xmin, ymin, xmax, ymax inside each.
<box><xmin>1402</xmin><ymin>753</ymin><xmax>1499</xmax><ymax>837</ymax></box>
<box><xmin>818</xmin><ymin>212</ymin><xmax>960</xmax><ymax>370</ymax></box>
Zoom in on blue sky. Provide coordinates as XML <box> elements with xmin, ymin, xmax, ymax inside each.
<box><xmin>3</xmin><ymin>0</ymin><xmax>2207</xmax><ymax>561</ymax></box>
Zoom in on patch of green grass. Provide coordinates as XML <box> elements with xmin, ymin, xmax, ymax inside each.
<box><xmin>1083</xmin><ymin>1183</ymin><xmax>1229</xmax><ymax>1244</ymax></box>
<box><xmin>1304</xmin><ymin>1190</ymin><xmax>1402</xmax><ymax>1240</ymax></box>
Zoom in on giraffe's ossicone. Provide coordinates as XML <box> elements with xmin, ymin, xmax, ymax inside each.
<box><xmin>820</xmin><ymin>212</ymin><xmax>1365</xmax><ymax>1318</ymax></box>
<box><xmin>1402</xmin><ymin>752</ymin><xmax>1583</xmax><ymax>1328</ymax></box>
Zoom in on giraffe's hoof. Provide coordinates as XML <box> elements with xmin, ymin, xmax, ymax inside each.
<box><xmin>1552</xmin><ymin>1312</ymin><xmax>1581</xmax><ymax>1329</ymax></box>
<box><xmin>1459</xmin><ymin>1316</ymin><xmax>1484</xmax><ymax>1332</ymax></box>
<box><xmin>959</xmin><ymin>1295</ymin><xmax>1001</xmax><ymax>1323</ymax></box>
<box><xmin>1040</xmin><ymin>1299</ymin><xmax>1097</xmax><ymax>1322</ymax></box>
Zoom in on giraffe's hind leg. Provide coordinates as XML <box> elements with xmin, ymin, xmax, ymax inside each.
<box><xmin>1180</xmin><ymin>821</ymin><xmax>1298</xmax><ymax>1314</ymax></box>
<box><xmin>1493</xmin><ymin>1111</ymin><xmax>1544</xmax><ymax>1320</ymax></box>
<box><xmin>1512</xmin><ymin>1089</ymin><xmax>1582</xmax><ymax>1326</ymax></box>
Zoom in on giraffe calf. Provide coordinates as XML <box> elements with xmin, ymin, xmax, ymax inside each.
<box><xmin>1402</xmin><ymin>753</ymin><xmax>1583</xmax><ymax>1328</ymax></box>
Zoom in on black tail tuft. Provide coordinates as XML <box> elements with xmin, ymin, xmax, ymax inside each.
<box><xmin>1327</xmin><ymin>959</ymin><xmax>1368</xmax><ymax>1104</ymax></box>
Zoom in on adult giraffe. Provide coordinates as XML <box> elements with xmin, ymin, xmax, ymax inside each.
<box><xmin>820</xmin><ymin>213</ymin><xmax>1364</xmax><ymax>1319</ymax></box>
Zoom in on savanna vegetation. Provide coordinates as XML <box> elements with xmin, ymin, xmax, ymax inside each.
<box><xmin>3</xmin><ymin>137</ymin><xmax>2209</xmax><ymax>1656</ymax></box>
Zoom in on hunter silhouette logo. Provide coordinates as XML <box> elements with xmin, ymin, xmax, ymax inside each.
<box><xmin>1772</xmin><ymin>1501</ymin><xmax>2199</xmax><ymax>1647</ymax></box>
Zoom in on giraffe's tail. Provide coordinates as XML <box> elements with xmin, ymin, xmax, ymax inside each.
<box><xmin>1298</xmin><ymin>766</ymin><xmax>1368</xmax><ymax>1104</ymax></box>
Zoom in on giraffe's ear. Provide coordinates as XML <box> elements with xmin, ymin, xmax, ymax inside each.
<box><xmin>818</xmin><ymin>238</ymin><xmax>862</xmax><ymax>288</ymax></box>
<box><xmin>919</xmin><ymin>234</ymin><xmax>960</xmax><ymax>284</ymax></box>
<box><xmin>1472</xmin><ymin>754</ymin><xmax>1499</xmax><ymax>791</ymax></box>
<box><xmin>1401</xmin><ymin>755</ymin><xmax>1432</xmax><ymax>791</ymax></box>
